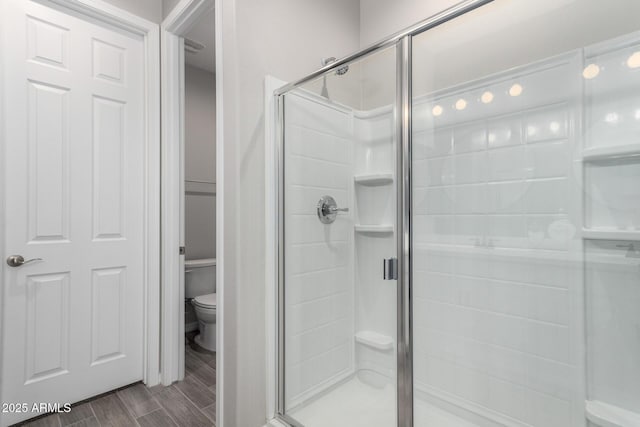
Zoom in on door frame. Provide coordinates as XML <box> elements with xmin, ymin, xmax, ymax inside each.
<box><xmin>160</xmin><ymin>0</ymin><xmax>223</xmax><ymax>424</ymax></box>
<box><xmin>264</xmin><ymin>75</ymin><xmax>286</xmax><ymax>423</ymax></box>
<box><xmin>0</xmin><ymin>0</ymin><xmax>161</xmax><ymax>405</ymax></box>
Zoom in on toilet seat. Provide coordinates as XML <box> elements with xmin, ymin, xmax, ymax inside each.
<box><xmin>193</xmin><ymin>292</ymin><xmax>216</xmax><ymax>308</ymax></box>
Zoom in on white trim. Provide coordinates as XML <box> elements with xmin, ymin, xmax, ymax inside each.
<box><xmin>0</xmin><ymin>0</ymin><xmax>161</xmax><ymax>404</ymax></box>
<box><xmin>160</xmin><ymin>1</ymin><xmax>222</xmax><ymax>425</ymax></box>
<box><xmin>213</xmin><ymin>0</ymin><xmax>225</xmax><ymax>424</ymax></box>
<box><xmin>43</xmin><ymin>0</ymin><xmax>157</xmax><ymax>34</ymax></box>
<box><xmin>264</xmin><ymin>75</ymin><xmax>286</xmax><ymax>422</ymax></box>
<box><xmin>163</xmin><ymin>0</ymin><xmax>212</xmax><ymax>34</ymax></box>
<box><xmin>0</xmin><ymin>0</ymin><xmax>6</xmax><ymax>409</ymax></box>
<box><xmin>160</xmin><ymin>21</ymin><xmax>183</xmax><ymax>387</ymax></box>
<box><xmin>141</xmin><ymin>12</ymin><xmax>161</xmax><ymax>390</ymax></box>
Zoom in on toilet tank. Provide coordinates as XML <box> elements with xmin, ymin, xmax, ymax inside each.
<box><xmin>185</xmin><ymin>258</ymin><xmax>216</xmax><ymax>299</ymax></box>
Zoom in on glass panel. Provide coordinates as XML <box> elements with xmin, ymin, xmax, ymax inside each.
<box><xmin>411</xmin><ymin>1</ymin><xmax>640</xmax><ymax>427</ymax></box>
<box><xmin>281</xmin><ymin>45</ymin><xmax>398</xmax><ymax>426</ymax></box>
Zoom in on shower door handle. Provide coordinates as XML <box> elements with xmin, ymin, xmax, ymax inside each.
<box><xmin>383</xmin><ymin>258</ymin><xmax>398</xmax><ymax>280</ymax></box>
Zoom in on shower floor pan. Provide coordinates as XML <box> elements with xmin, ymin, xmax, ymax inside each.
<box><xmin>288</xmin><ymin>376</ymin><xmax>479</xmax><ymax>427</ymax></box>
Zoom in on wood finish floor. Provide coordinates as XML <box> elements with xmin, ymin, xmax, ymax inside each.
<box><xmin>15</xmin><ymin>337</ymin><xmax>216</xmax><ymax>427</ymax></box>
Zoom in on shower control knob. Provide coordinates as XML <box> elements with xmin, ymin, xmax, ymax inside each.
<box><xmin>317</xmin><ymin>195</ymin><xmax>348</xmax><ymax>224</ymax></box>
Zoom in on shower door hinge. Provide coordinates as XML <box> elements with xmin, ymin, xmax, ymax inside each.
<box><xmin>383</xmin><ymin>258</ymin><xmax>398</xmax><ymax>280</ymax></box>
<box><xmin>179</xmin><ymin>246</ymin><xmax>185</xmax><ymax>255</ymax></box>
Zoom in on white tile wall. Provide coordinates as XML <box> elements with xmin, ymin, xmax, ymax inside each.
<box><xmin>585</xmin><ymin>40</ymin><xmax>640</xmax><ymax>151</ymax></box>
<box><xmin>582</xmin><ymin>34</ymin><xmax>640</xmax><ymax>423</ymax></box>
<box><xmin>586</xmin><ymin>240</ymin><xmax>640</xmax><ymax>415</ymax></box>
<box><xmin>353</xmin><ymin>107</ymin><xmax>397</xmax><ymax>385</ymax></box>
<box><xmin>585</xmin><ymin>159</ymin><xmax>640</xmax><ymax>230</ymax></box>
<box><xmin>412</xmin><ymin>56</ymin><xmax>584</xmax><ymax>426</ymax></box>
<box><xmin>284</xmin><ymin>92</ymin><xmax>355</xmax><ymax>408</ymax></box>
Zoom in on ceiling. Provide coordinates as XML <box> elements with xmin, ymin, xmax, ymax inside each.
<box><xmin>184</xmin><ymin>7</ymin><xmax>215</xmax><ymax>73</ymax></box>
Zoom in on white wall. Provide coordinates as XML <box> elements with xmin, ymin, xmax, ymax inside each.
<box><xmin>217</xmin><ymin>0</ymin><xmax>360</xmax><ymax>425</ymax></box>
<box><xmin>185</xmin><ymin>65</ymin><xmax>216</xmax><ymax>260</ymax></box>
<box><xmin>360</xmin><ymin>0</ymin><xmax>458</xmax><ymax>46</ymax></box>
<box><xmin>102</xmin><ymin>0</ymin><xmax>163</xmax><ymax>23</ymax></box>
<box><xmin>162</xmin><ymin>0</ymin><xmax>181</xmax><ymax>19</ymax></box>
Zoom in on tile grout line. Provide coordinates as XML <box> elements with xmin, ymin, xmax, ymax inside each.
<box><xmin>178</xmin><ymin>346</ymin><xmax>217</xmax><ymax>423</ymax></box>
<box><xmin>152</xmin><ymin>391</ymin><xmax>183</xmax><ymax>427</ymax></box>
<box><xmin>115</xmin><ymin>390</ymin><xmax>138</xmax><ymax>424</ymax></box>
<box><xmin>87</xmin><ymin>400</ymin><xmax>101</xmax><ymax>427</ymax></box>
<box><xmin>186</xmin><ymin>366</ymin><xmax>217</xmax><ymax>399</ymax></box>
<box><xmin>113</xmin><ymin>390</ymin><xmax>138</xmax><ymax>425</ymax></box>
<box><xmin>118</xmin><ymin>386</ymin><xmax>161</xmax><ymax>422</ymax></box>
<box><xmin>187</xmin><ymin>363</ymin><xmax>217</xmax><ymax>396</ymax></box>
<box><xmin>173</xmin><ymin>382</ymin><xmax>215</xmax><ymax>423</ymax></box>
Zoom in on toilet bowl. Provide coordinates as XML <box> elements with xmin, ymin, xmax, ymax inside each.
<box><xmin>192</xmin><ymin>293</ymin><xmax>216</xmax><ymax>351</ymax></box>
<box><xmin>185</xmin><ymin>258</ymin><xmax>217</xmax><ymax>352</ymax></box>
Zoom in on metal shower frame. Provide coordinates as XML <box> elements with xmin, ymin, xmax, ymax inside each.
<box><xmin>273</xmin><ymin>1</ymin><xmax>494</xmax><ymax>425</ymax></box>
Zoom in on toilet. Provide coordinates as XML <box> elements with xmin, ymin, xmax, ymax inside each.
<box><xmin>185</xmin><ymin>258</ymin><xmax>217</xmax><ymax>351</ymax></box>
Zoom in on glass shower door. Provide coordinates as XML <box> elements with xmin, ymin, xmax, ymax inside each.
<box><xmin>278</xmin><ymin>45</ymin><xmax>401</xmax><ymax>427</ymax></box>
<box><xmin>411</xmin><ymin>1</ymin><xmax>640</xmax><ymax>426</ymax></box>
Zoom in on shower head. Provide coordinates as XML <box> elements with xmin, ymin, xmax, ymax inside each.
<box><xmin>335</xmin><ymin>64</ymin><xmax>349</xmax><ymax>75</ymax></box>
<box><xmin>322</xmin><ymin>57</ymin><xmax>349</xmax><ymax>76</ymax></box>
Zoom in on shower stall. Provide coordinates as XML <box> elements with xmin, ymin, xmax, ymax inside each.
<box><xmin>272</xmin><ymin>0</ymin><xmax>640</xmax><ymax>426</ymax></box>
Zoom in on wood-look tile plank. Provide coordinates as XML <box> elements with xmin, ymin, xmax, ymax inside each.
<box><xmin>22</xmin><ymin>414</ymin><xmax>61</xmax><ymax>427</ymax></box>
<box><xmin>90</xmin><ymin>393</ymin><xmax>137</xmax><ymax>427</ymax></box>
<box><xmin>201</xmin><ymin>404</ymin><xmax>216</xmax><ymax>424</ymax></box>
<box><xmin>145</xmin><ymin>384</ymin><xmax>165</xmax><ymax>396</ymax></box>
<box><xmin>154</xmin><ymin>386</ymin><xmax>212</xmax><ymax>427</ymax></box>
<box><xmin>191</xmin><ymin>363</ymin><xmax>216</xmax><ymax>389</ymax></box>
<box><xmin>136</xmin><ymin>409</ymin><xmax>178</xmax><ymax>427</ymax></box>
<box><xmin>59</xmin><ymin>402</ymin><xmax>93</xmax><ymax>426</ymax></box>
<box><xmin>67</xmin><ymin>416</ymin><xmax>99</xmax><ymax>427</ymax></box>
<box><xmin>175</xmin><ymin>374</ymin><xmax>215</xmax><ymax>409</ymax></box>
<box><xmin>116</xmin><ymin>382</ymin><xmax>160</xmax><ymax>418</ymax></box>
<box><xmin>184</xmin><ymin>349</ymin><xmax>206</xmax><ymax>374</ymax></box>
<box><xmin>191</xmin><ymin>348</ymin><xmax>215</xmax><ymax>369</ymax></box>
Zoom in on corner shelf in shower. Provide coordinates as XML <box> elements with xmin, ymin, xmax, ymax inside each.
<box><xmin>583</xmin><ymin>144</ymin><xmax>640</xmax><ymax>162</ymax></box>
<box><xmin>355</xmin><ymin>331</ymin><xmax>394</xmax><ymax>351</ymax></box>
<box><xmin>582</xmin><ymin>229</ymin><xmax>640</xmax><ymax>242</ymax></box>
<box><xmin>586</xmin><ymin>400</ymin><xmax>640</xmax><ymax>427</ymax></box>
<box><xmin>354</xmin><ymin>173</ymin><xmax>394</xmax><ymax>186</ymax></box>
<box><xmin>354</xmin><ymin>224</ymin><xmax>394</xmax><ymax>234</ymax></box>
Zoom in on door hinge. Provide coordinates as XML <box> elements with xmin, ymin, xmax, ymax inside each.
<box><xmin>179</xmin><ymin>246</ymin><xmax>186</xmax><ymax>255</ymax></box>
<box><xmin>383</xmin><ymin>258</ymin><xmax>398</xmax><ymax>280</ymax></box>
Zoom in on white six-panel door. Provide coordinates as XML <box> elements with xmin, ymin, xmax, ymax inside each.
<box><xmin>1</xmin><ymin>1</ymin><xmax>145</xmax><ymax>424</ymax></box>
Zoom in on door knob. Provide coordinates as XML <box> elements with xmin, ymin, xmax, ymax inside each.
<box><xmin>6</xmin><ymin>255</ymin><xmax>42</xmax><ymax>267</ymax></box>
